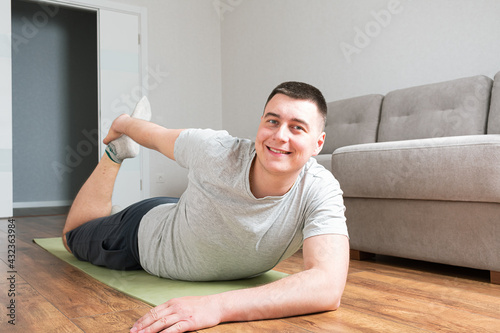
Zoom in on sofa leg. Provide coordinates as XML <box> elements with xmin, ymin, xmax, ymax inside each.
<box><xmin>491</xmin><ymin>271</ymin><xmax>500</xmax><ymax>285</ymax></box>
<box><xmin>350</xmin><ymin>249</ymin><xmax>375</xmax><ymax>260</ymax></box>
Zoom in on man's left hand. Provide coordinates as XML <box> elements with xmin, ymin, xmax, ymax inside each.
<box><xmin>130</xmin><ymin>295</ymin><xmax>222</xmax><ymax>333</ymax></box>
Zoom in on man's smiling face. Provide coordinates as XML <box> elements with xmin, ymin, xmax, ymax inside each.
<box><xmin>254</xmin><ymin>93</ymin><xmax>326</xmax><ymax>180</ymax></box>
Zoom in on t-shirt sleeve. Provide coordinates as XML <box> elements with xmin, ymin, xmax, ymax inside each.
<box><xmin>174</xmin><ymin>128</ymin><xmax>231</xmax><ymax>169</ymax></box>
<box><xmin>302</xmin><ymin>171</ymin><xmax>349</xmax><ymax>240</ymax></box>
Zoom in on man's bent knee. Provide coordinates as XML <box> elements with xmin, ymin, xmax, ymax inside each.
<box><xmin>62</xmin><ymin>233</ymin><xmax>72</xmax><ymax>253</ymax></box>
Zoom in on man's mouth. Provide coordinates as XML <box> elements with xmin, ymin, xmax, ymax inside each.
<box><xmin>267</xmin><ymin>146</ymin><xmax>291</xmax><ymax>154</ymax></box>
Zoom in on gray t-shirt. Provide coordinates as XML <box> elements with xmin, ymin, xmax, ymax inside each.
<box><xmin>138</xmin><ymin>129</ymin><xmax>348</xmax><ymax>281</ymax></box>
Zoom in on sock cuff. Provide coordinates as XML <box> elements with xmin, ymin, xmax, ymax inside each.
<box><xmin>105</xmin><ymin>144</ymin><xmax>122</xmax><ymax>164</ymax></box>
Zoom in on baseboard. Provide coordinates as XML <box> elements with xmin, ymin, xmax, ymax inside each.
<box><xmin>13</xmin><ymin>200</ymin><xmax>73</xmax><ymax>209</ymax></box>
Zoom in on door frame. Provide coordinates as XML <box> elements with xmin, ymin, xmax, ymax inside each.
<box><xmin>51</xmin><ymin>0</ymin><xmax>150</xmax><ymax>201</ymax></box>
<box><xmin>11</xmin><ymin>0</ymin><xmax>150</xmax><ymax>212</ymax></box>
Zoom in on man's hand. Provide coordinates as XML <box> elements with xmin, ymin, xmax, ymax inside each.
<box><xmin>130</xmin><ymin>234</ymin><xmax>349</xmax><ymax>332</ymax></box>
<box><xmin>102</xmin><ymin>114</ymin><xmax>184</xmax><ymax>160</ymax></box>
<box><xmin>103</xmin><ymin>114</ymin><xmax>129</xmax><ymax>145</ymax></box>
<box><xmin>130</xmin><ymin>295</ymin><xmax>223</xmax><ymax>333</ymax></box>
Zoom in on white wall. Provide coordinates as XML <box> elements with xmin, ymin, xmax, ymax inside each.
<box><xmin>115</xmin><ymin>0</ymin><xmax>223</xmax><ymax>197</ymax></box>
<box><xmin>0</xmin><ymin>0</ymin><xmax>13</xmax><ymax>217</ymax></box>
<box><xmin>44</xmin><ymin>0</ymin><xmax>498</xmax><ymax>199</ymax></box>
<box><xmin>221</xmin><ymin>0</ymin><xmax>500</xmax><ymax>140</ymax></box>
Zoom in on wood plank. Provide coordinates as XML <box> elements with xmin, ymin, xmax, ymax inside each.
<box><xmin>16</xmin><ymin>237</ymin><xmax>149</xmax><ymax>319</ymax></box>
<box><xmin>8</xmin><ymin>213</ymin><xmax>500</xmax><ymax>332</ymax></box>
<box><xmin>342</xmin><ymin>275</ymin><xmax>500</xmax><ymax>332</ymax></box>
<box><xmin>0</xmin><ymin>232</ymin><xmax>8</xmax><ymax>266</ymax></box>
<box><xmin>350</xmin><ymin>256</ymin><xmax>496</xmax><ymax>294</ymax></box>
<box><xmin>349</xmin><ymin>270</ymin><xmax>500</xmax><ymax>319</ymax></box>
<box><xmin>71</xmin><ymin>307</ymin><xmax>151</xmax><ymax>333</ymax></box>
<box><xmin>199</xmin><ymin>319</ymin><xmax>311</xmax><ymax>332</ymax></box>
<box><xmin>0</xmin><ymin>275</ymin><xmax>81</xmax><ymax>332</ymax></box>
<box><xmin>285</xmin><ymin>307</ymin><xmax>423</xmax><ymax>333</ymax></box>
<box><xmin>0</xmin><ymin>217</ymin><xmax>9</xmax><ymax>233</ymax></box>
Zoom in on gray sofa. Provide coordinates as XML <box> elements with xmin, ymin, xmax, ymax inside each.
<box><xmin>317</xmin><ymin>73</ymin><xmax>500</xmax><ymax>284</ymax></box>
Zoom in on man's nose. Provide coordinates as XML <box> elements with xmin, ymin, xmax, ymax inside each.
<box><xmin>273</xmin><ymin>125</ymin><xmax>289</xmax><ymax>142</ymax></box>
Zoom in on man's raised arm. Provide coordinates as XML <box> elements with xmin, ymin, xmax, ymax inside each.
<box><xmin>104</xmin><ymin>114</ymin><xmax>184</xmax><ymax>161</ymax></box>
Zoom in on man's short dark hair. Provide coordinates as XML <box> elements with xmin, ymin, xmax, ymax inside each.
<box><xmin>265</xmin><ymin>81</ymin><xmax>327</xmax><ymax>130</ymax></box>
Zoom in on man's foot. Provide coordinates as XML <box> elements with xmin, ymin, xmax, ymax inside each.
<box><xmin>105</xmin><ymin>96</ymin><xmax>152</xmax><ymax>164</ymax></box>
<box><xmin>130</xmin><ymin>95</ymin><xmax>152</xmax><ymax>121</ymax></box>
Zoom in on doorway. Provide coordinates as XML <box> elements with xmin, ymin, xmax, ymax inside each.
<box><xmin>11</xmin><ymin>0</ymin><xmax>98</xmax><ymax>211</ymax></box>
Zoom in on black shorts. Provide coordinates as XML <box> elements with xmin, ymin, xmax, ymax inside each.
<box><xmin>65</xmin><ymin>197</ymin><xmax>179</xmax><ymax>270</ymax></box>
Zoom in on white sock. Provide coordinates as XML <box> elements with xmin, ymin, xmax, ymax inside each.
<box><xmin>105</xmin><ymin>96</ymin><xmax>152</xmax><ymax>164</ymax></box>
<box><xmin>130</xmin><ymin>96</ymin><xmax>152</xmax><ymax>121</ymax></box>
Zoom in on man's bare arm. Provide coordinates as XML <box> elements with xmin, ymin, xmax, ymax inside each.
<box><xmin>219</xmin><ymin>234</ymin><xmax>349</xmax><ymax>321</ymax></box>
<box><xmin>104</xmin><ymin>114</ymin><xmax>184</xmax><ymax>160</ymax></box>
<box><xmin>130</xmin><ymin>234</ymin><xmax>349</xmax><ymax>333</ymax></box>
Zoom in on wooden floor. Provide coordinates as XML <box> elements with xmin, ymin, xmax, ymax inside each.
<box><xmin>1</xmin><ymin>212</ymin><xmax>500</xmax><ymax>332</ymax></box>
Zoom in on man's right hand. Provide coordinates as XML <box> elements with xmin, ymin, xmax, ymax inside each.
<box><xmin>103</xmin><ymin>114</ymin><xmax>130</xmax><ymax>145</ymax></box>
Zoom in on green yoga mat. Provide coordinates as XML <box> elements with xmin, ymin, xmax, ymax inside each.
<box><xmin>33</xmin><ymin>237</ymin><xmax>288</xmax><ymax>306</ymax></box>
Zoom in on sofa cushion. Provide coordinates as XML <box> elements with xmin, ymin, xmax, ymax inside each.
<box><xmin>487</xmin><ymin>71</ymin><xmax>500</xmax><ymax>134</ymax></box>
<box><xmin>331</xmin><ymin>135</ymin><xmax>500</xmax><ymax>203</ymax></box>
<box><xmin>323</xmin><ymin>94</ymin><xmax>382</xmax><ymax>153</ymax></box>
<box><xmin>378</xmin><ymin>75</ymin><xmax>492</xmax><ymax>142</ymax></box>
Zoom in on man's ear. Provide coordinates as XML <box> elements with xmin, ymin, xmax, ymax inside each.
<box><xmin>312</xmin><ymin>132</ymin><xmax>326</xmax><ymax>156</ymax></box>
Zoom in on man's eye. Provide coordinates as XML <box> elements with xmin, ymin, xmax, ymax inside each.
<box><xmin>292</xmin><ymin>125</ymin><xmax>304</xmax><ymax>131</ymax></box>
<box><xmin>268</xmin><ymin>119</ymin><xmax>278</xmax><ymax>125</ymax></box>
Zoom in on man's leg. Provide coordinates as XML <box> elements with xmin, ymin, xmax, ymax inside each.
<box><xmin>62</xmin><ymin>154</ymin><xmax>120</xmax><ymax>252</ymax></box>
<box><xmin>62</xmin><ymin>96</ymin><xmax>152</xmax><ymax>252</ymax></box>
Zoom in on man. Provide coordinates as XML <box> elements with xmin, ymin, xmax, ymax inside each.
<box><xmin>62</xmin><ymin>82</ymin><xmax>349</xmax><ymax>333</ymax></box>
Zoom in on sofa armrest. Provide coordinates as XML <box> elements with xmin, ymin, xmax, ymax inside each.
<box><xmin>332</xmin><ymin>135</ymin><xmax>500</xmax><ymax>203</ymax></box>
<box><xmin>313</xmin><ymin>154</ymin><xmax>332</xmax><ymax>172</ymax></box>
